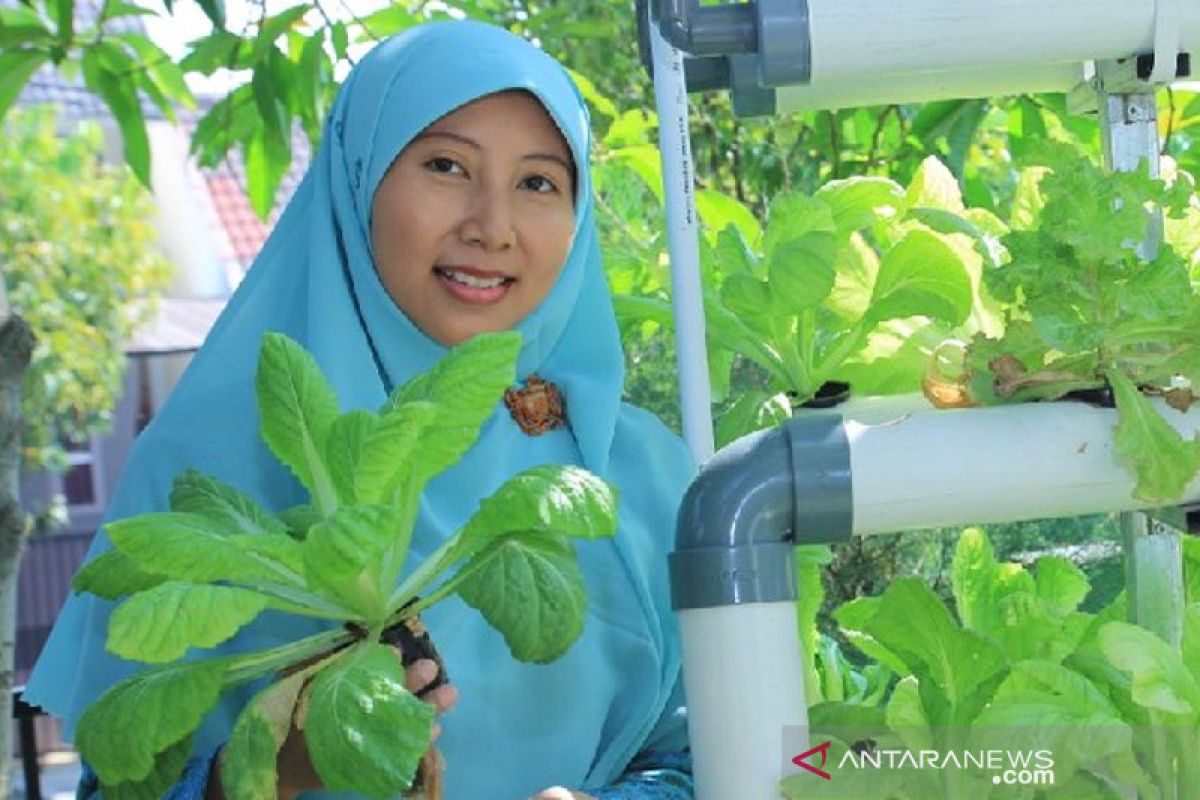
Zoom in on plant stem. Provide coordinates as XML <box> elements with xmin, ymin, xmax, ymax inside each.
<box><xmin>223</xmin><ymin>626</ymin><xmax>352</xmax><ymax>686</ymax></box>
<box><xmin>387</xmin><ymin>531</ymin><xmax>466</xmax><ymax>611</ymax></box>
<box><xmin>252</xmin><ymin>583</ymin><xmax>359</xmax><ymax>621</ymax></box>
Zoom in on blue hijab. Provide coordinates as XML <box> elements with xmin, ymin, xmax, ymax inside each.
<box><xmin>26</xmin><ymin>20</ymin><xmax>694</xmax><ymax>799</ymax></box>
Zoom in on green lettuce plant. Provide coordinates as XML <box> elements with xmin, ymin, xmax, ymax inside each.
<box><xmin>782</xmin><ymin>528</ymin><xmax>1200</xmax><ymax>800</ymax></box>
<box><xmin>68</xmin><ymin>331</ymin><xmax>618</xmax><ymax>799</ymax></box>
<box><xmin>960</xmin><ymin>143</ymin><xmax>1200</xmax><ymax>504</ymax></box>
<box><xmin>617</xmin><ymin>157</ymin><xmax>1001</xmax><ymax>448</ymax></box>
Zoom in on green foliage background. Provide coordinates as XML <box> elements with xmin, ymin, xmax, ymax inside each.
<box><xmin>0</xmin><ymin>106</ymin><xmax>172</xmax><ymax>472</ymax></box>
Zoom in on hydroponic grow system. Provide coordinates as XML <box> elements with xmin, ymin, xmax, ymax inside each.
<box><xmin>640</xmin><ymin>1</ymin><xmax>1200</xmax><ymax>798</ymax></box>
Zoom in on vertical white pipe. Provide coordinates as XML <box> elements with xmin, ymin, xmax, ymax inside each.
<box><xmin>679</xmin><ymin>603</ymin><xmax>809</xmax><ymax>800</ymax></box>
<box><xmin>648</xmin><ymin>5</ymin><xmax>715</xmax><ymax>465</ymax></box>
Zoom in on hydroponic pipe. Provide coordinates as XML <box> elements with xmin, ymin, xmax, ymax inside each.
<box><xmin>647</xmin><ymin>0</ymin><xmax>716</xmax><ymax>465</ymax></box>
<box><xmin>672</xmin><ymin>395</ymin><xmax>1200</xmax><ymax>799</ymax></box>
<box><xmin>775</xmin><ymin>60</ymin><xmax>1085</xmax><ymax>114</ymax></box>
<box><xmin>840</xmin><ymin>395</ymin><xmax>1200</xmax><ymax>535</ymax></box>
<box><xmin>670</xmin><ymin>416</ymin><xmax>850</xmax><ymax>799</ymax></box>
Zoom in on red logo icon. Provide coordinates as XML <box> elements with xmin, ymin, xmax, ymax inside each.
<box><xmin>793</xmin><ymin>740</ymin><xmax>832</xmax><ymax>780</ymax></box>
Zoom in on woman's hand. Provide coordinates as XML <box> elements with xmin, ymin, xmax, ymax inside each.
<box><xmin>528</xmin><ymin>789</ymin><xmax>598</xmax><ymax>800</ymax></box>
<box><xmin>207</xmin><ymin>653</ymin><xmax>455</xmax><ymax>800</ymax></box>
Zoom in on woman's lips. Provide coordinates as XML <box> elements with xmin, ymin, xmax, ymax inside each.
<box><xmin>434</xmin><ymin>267</ymin><xmax>515</xmax><ymax>305</ymax></box>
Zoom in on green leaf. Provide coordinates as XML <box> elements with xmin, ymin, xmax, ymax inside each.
<box><xmin>762</xmin><ymin>192</ymin><xmax>836</xmax><ymax>261</ymax></box>
<box><xmin>302</xmin><ymin>505</ymin><xmax>394</xmax><ymax>601</ymax></box>
<box><xmin>1034</xmin><ymin>556</ymin><xmax>1090</xmax><ymax>617</ymax></box>
<box><xmin>222</xmin><ymin>670</ymin><xmax>308</xmax><ymax>800</ymax></box>
<box><xmin>353</xmin><ymin>401</ymin><xmax>438</xmax><ymax>504</ymax></box>
<box><xmin>859</xmin><ymin>579</ymin><xmax>1008</xmax><ymax>718</ymax></box>
<box><xmin>565</xmin><ymin>67</ymin><xmax>616</xmax><ymax>120</ymax></box>
<box><xmin>72</xmin><ymin>549</ymin><xmax>165</xmax><ymax>599</ymax></box>
<box><xmin>254</xmin><ymin>4</ymin><xmax>310</xmax><ymax>59</ymax></box>
<box><xmin>305</xmin><ymin>644</ymin><xmax>434</xmax><ymax>796</ymax></box>
<box><xmin>456</xmin><ymin>535</ymin><xmax>586</xmax><ymax>663</ymax></box>
<box><xmin>905</xmin><ymin>155</ymin><xmax>965</xmax><ymax>212</ymax></box>
<box><xmin>99</xmin><ymin>734</ymin><xmax>194</xmax><ymax>800</ymax></box>
<box><xmin>255</xmin><ymin>332</ymin><xmax>340</xmax><ymax>516</ymax></box>
<box><xmin>108</xmin><ymin>582</ymin><xmax>270</xmax><ymax>663</ymax></box>
<box><xmin>867</xmin><ymin>228</ymin><xmax>972</xmax><ymax>326</ymax></box>
<box><xmin>719</xmin><ymin>274</ymin><xmax>775</xmax><ymax>337</ymax></box>
<box><xmin>814</xmin><ymin>176</ymin><xmax>905</xmax><ymax>235</ymax></box>
<box><xmin>459</xmin><ymin>465</ymin><xmax>617</xmax><ymax>549</ymax></box>
<box><xmin>1099</xmin><ymin>621</ymin><xmax>1200</xmax><ymax>715</ymax></box>
<box><xmin>196</xmin><ymin>0</ymin><xmax>225</xmax><ymax>28</ymax></box>
<box><xmin>80</xmin><ymin>44</ymin><xmax>150</xmax><ymax>186</ymax></box>
<box><xmin>0</xmin><ymin>50</ymin><xmax>48</xmax><ymax>122</ymax></box>
<box><xmin>383</xmin><ymin>331</ymin><xmax>520</xmax><ymax>483</ymax></box>
<box><xmin>169</xmin><ymin>468</ymin><xmax>290</xmax><ymax>537</ymax></box>
<box><xmin>324</xmin><ymin>409</ymin><xmax>381</xmax><ymax>505</ymax></box>
<box><xmin>77</xmin><ymin>658</ymin><xmax>229</xmax><ymax>784</ymax></box>
<box><xmin>245</xmin><ymin>122</ymin><xmax>291</xmax><ymax>219</ymax></box>
<box><xmin>767</xmin><ymin>232</ymin><xmax>837</xmax><ymax>310</ymax></box>
<box><xmin>106</xmin><ymin>512</ymin><xmax>297</xmax><ymax>587</ymax></box>
<box><xmin>697</xmin><ymin>190</ymin><xmax>760</xmax><ymax>247</ymax></box>
<box><xmin>113</xmin><ymin>33</ymin><xmax>196</xmax><ymax>114</ymax></box>
<box><xmin>1109</xmin><ymin>369</ymin><xmax>1200</xmax><ymax>504</ymax></box>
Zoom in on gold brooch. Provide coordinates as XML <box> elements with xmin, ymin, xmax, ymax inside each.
<box><xmin>503</xmin><ymin>375</ymin><xmax>567</xmax><ymax>436</ymax></box>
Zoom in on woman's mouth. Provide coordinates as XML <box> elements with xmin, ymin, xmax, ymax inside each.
<box><xmin>434</xmin><ymin>266</ymin><xmax>516</xmax><ymax>305</ymax></box>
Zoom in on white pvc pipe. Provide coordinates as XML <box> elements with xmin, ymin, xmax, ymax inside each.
<box><xmin>678</xmin><ymin>602</ymin><xmax>808</xmax><ymax>800</ymax></box>
<box><xmin>778</xmin><ymin>61</ymin><xmax>1085</xmax><ymax>113</ymax></box>
<box><xmin>648</xmin><ymin>4</ymin><xmax>716</xmax><ymax>465</ymax></box>
<box><xmin>805</xmin><ymin>0</ymin><xmax>1200</xmax><ymax>83</ymax></box>
<box><xmin>829</xmin><ymin>394</ymin><xmax>1200</xmax><ymax>536</ymax></box>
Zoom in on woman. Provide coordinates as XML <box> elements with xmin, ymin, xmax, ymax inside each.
<box><xmin>26</xmin><ymin>19</ymin><xmax>695</xmax><ymax>800</ymax></box>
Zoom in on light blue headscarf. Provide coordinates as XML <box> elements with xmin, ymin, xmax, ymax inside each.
<box><xmin>26</xmin><ymin>20</ymin><xmax>694</xmax><ymax>799</ymax></box>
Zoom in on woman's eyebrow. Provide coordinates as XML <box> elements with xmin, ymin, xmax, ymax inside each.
<box><xmin>415</xmin><ymin>131</ymin><xmax>572</xmax><ymax>174</ymax></box>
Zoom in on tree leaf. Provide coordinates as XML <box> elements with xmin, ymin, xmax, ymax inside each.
<box><xmin>867</xmin><ymin>228</ymin><xmax>972</xmax><ymax>325</ymax></box>
<box><xmin>305</xmin><ymin>644</ymin><xmax>434</xmax><ymax>796</ymax></box>
<box><xmin>222</xmin><ymin>670</ymin><xmax>308</xmax><ymax>800</ymax></box>
<box><xmin>459</xmin><ymin>465</ymin><xmax>617</xmax><ymax>550</ymax></box>
<box><xmin>72</xmin><ymin>549</ymin><xmax>165</xmax><ymax>599</ymax></box>
<box><xmin>255</xmin><ymin>332</ymin><xmax>340</xmax><ymax>516</ymax></box>
<box><xmin>108</xmin><ymin>582</ymin><xmax>270</xmax><ymax>663</ymax></box>
<box><xmin>80</xmin><ymin>43</ymin><xmax>150</xmax><ymax>186</ymax></box>
<box><xmin>0</xmin><ymin>50</ymin><xmax>48</xmax><ymax>122</ymax></box>
<box><xmin>169</xmin><ymin>468</ymin><xmax>290</xmax><ymax>537</ymax></box>
<box><xmin>1109</xmin><ymin>369</ymin><xmax>1200</xmax><ymax>505</ymax></box>
<box><xmin>77</xmin><ymin>658</ymin><xmax>229</xmax><ymax>784</ymax></box>
<box><xmin>456</xmin><ymin>535</ymin><xmax>586</xmax><ymax>663</ymax></box>
<box><xmin>383</xmin><ymin>331</ymin><xmax>520</xmax><ymax>483</ymax></box>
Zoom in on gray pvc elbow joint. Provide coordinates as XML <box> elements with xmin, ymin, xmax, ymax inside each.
<box><xmin>670</xmin><ymin>414</ymin><xmax>852</xmax><ymax>610</ymax></box>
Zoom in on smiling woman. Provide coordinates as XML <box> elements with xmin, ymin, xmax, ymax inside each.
<box><xmin>25</xmin><ymin>17</ymin><xmax>696</xmax><ymax>800</ymax></box>
<box><xmin>371</xmin><ymin>90</ymin><xmax>577</xmax><ymax>346</ymax></box>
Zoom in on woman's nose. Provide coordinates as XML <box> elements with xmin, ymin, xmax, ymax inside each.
<box><xmin>459</xmin><ymin>187</ymin><xmax>516</xmax><ymax>251</ymax></box>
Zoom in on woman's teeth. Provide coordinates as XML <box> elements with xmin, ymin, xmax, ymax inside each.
<box><xmin>438</xmin><ymin>268</ymin><xmax>509</xmax><ymax>288</ymax></box>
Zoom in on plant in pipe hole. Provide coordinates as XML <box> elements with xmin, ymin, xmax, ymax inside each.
<box><xmin>940</xmin><ymin>143</ymin><xmax>1200</xmax><ymax>504</ymax></box>
<box><xmin>619</xmin><ymin>157</ymin><xmax>1002</xmax><ymax>447</ymax></box>
<box><xmin>68</xmin><ymin>330</ymin><xmax>618</xmax><ymax>799</ymax></box>
<box><xmin>783</xmin><ymin>528</ymin><xmax>1200</xmax><ymax>800</ymax></box>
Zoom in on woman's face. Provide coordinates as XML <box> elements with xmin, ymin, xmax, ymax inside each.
<box><xmin>370</xmin><ymin>90</ymin><xmax>577</xmax><ymax>346</ymax></box>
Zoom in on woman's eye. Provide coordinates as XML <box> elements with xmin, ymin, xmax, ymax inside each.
<box><xmin>521</xmin><ymin>175</ymin><xmax>558</xmax><ymax>194</ymax></box>
<box><xmin>425</xmin><ymin>157</ymin><xmax>465</xmax><ymax>176</ymax></box>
